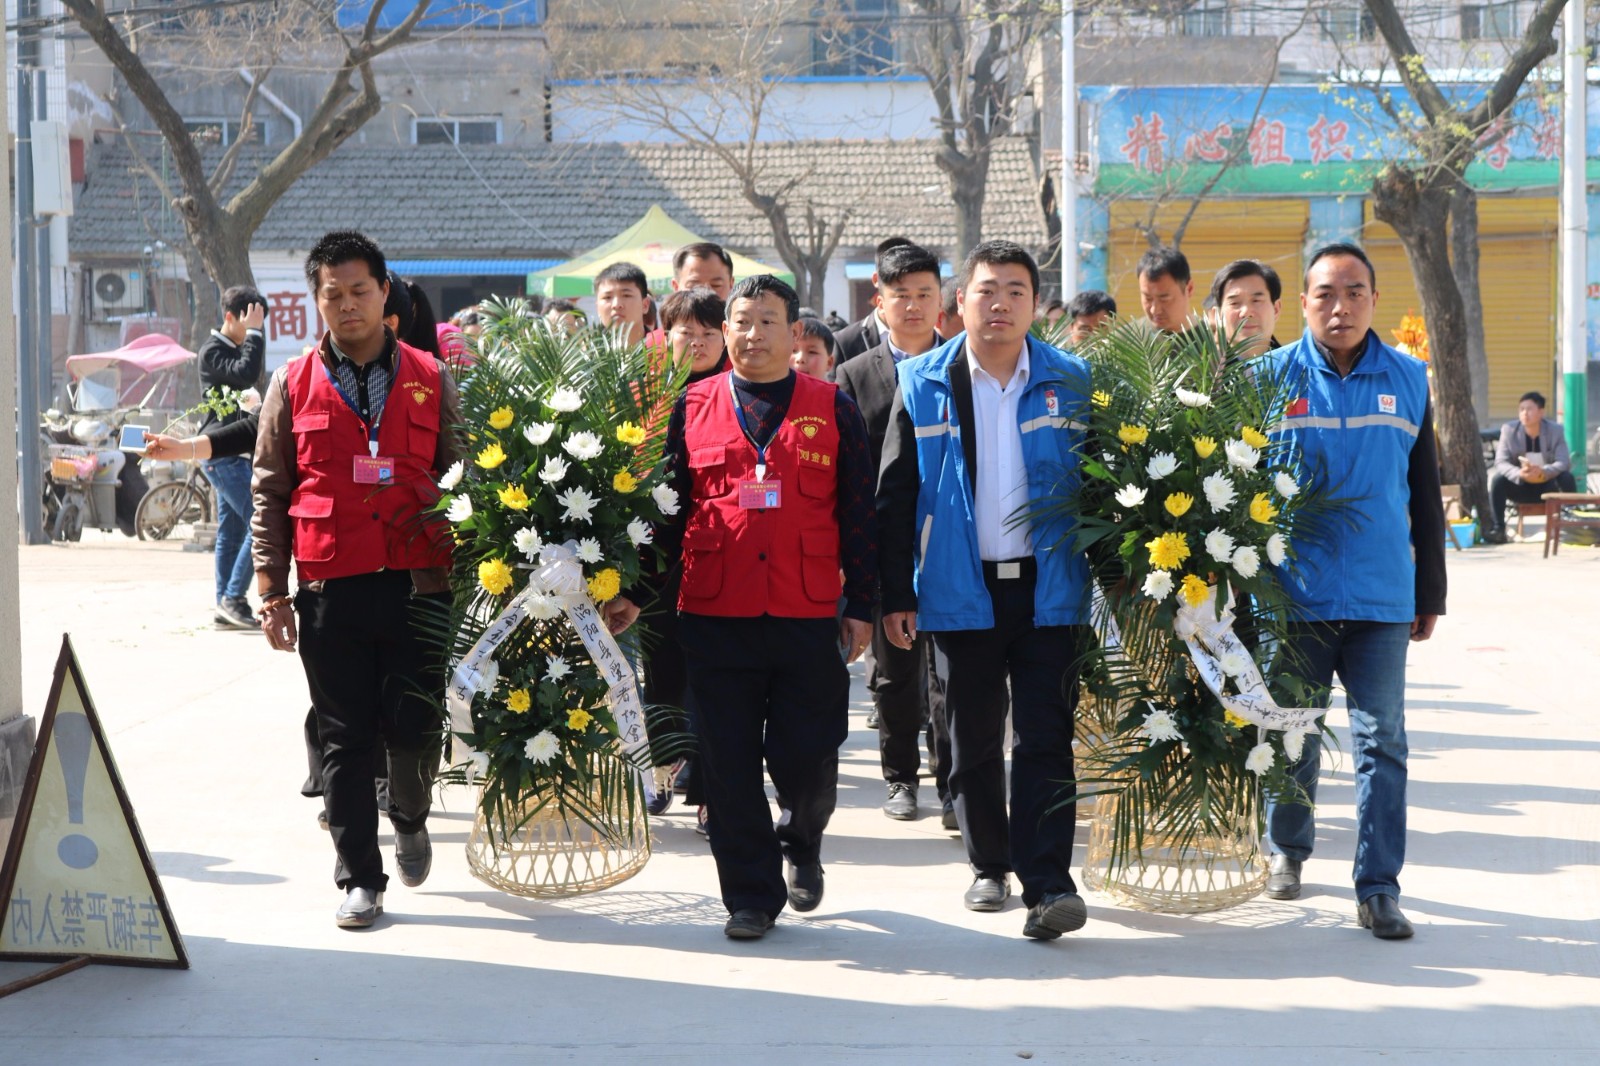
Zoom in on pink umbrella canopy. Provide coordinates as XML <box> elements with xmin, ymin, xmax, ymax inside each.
<box><xmin>65</xmin><ymin>332</ymin><xmax>197</xmax><ymax>379</ymax></box>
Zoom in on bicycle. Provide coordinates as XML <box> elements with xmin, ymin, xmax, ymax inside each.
<box><xmin>134</xmin><ymin>460</ymin><xmax>215</xmax><ymax>541</ymax></box>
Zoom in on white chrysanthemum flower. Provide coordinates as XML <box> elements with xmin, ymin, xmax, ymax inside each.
<box><xmin>438</xmin><ymin>460</ymin><xmax>464</xmax><ymax>491</ymax></box>
<box><xmin>627</xmin><ymin>517</ymin><xmax>653</xmax><ymax>547</ymax></box>
<box><xmin>1114</xmin><ymin>484</ymin><xmax>1148</xmax><ymax>509</ymax></box>
<box><xmin>1176</xmin><ymin>387</ymin><xmax>1211</xmax><ymax>408</ymax></box>
<box><xmin>524</xmin><ymin>730</ymin><xmax>560</xmax><ymax>764</ymax></box>
<box><xmin>1141</xmin><ymin>570</ymin><xmax>1175</xmax><ymax>601</ymax></box>
<box><xmin>465</xmin><ymin>751</ymin><xmax>490</xmax><ymax>785</ymax></box>
<box><xmin>513</xmin><ymin>527</ymin><xmax>543</xmax><ymax>561</ymax></box>
<box><xmin>545</xmin><ymin>655</ymin><xmax>571</xmax><ymax>681</ymax></box>
<box><xmin>652</xmin><ymin>483</ymin><xmax>680</xmax><ymax>516</ymax></box>
<box><xmin>1145</xmin><ymin>451</ymin><xmax>1179</xmax><ymax>480</ymax></box>
<box><xmin>1224</xmin><ymin>439</ymin><xmax>1260</xmax><ymax>471</ymax></box>
<box><xmin>1274</xmin><ymin>471</ymin><xmax>1300</xmax><ymax>499</ymax></box>
<box><xmin>539</xmin><ymin>455</ymin><xmax>570</xmax><ymax>485</ymax></box>
<box><xmin>562</xmin><ymin>431</ymin><xmax>604</xmax><ymax>461</ymax></box>
<box><xmin>1217</xmin><ymin>650</ymin><xmax>1252</xmax><ymax>678</ymax></box>
<box><xmin>524</xmin><ymin>421</ymin><xmax>557</xmax><ymax>446</ymax></box>
<box><xmin>525</xmin><ymin>590</ymin><xmax>562</xmax><ymax>620</ymax></box>
<box><xmin>1232</xmin><ymin>544</ymin><xmax>1261</xmax><ymax>579</ymax></box>
<box><xmin>557</xmin><ymin>486</ymin><xmax>597</xmax><ymax>523</ymax></box>
<box><xmin>575</xmin><ymin>537</ymin><xmax>603</xmax><ymax>564</ymax></box>
<box><xmin>547</xmin><ymin>386</ymin><xmax>583</xmax><ymax>413</ymax></box>
<box><xmin>1205</xmin><ymin>528</ymin><xmax>1236</xmax><ymax>563</ymax></box>
<box><xmin>1138</xmin><ymin>709</ymin><xmax>1184</xmax><ymax>744</ymax></box>
<box><xmin>1202</xmin><ymin>471</ymin><xmax>1237</xmax><ymax>512</ymax></box>
<box><xmin>1265</xmin><ymin>532</ymin><xmax>1288</xmax><ymax>566</ymax></box>
<box><xmin>445</xmin><ymin>495</ymin><xmax>473</xmax><ymax>524</ymax></box>
<box><xmin>1245</xmin><ymin>742</ymin><xmax>1275</xmax><ymax>775</ymax></box>
<box><xmin>1283</xmin><ymin>728</ymin><xmax>1308</xmax><ymax>762</ymax></box>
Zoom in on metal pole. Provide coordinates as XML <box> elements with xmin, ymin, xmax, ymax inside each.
<box><xmin>15</xmin><ymin>0</ymin><xmax>47</xmax><ymax>544</ymax></box>
<box><xmin>2</xmin><ymin>3</ymin><xmax>31</xmax><ymax>719</ymax></box>
<box><xmin>35</xmin><ymin>65</ymin><xmax>55</xmax><ymax>418</ymax></box>
<box><xmin>1060</xmin><ymin>6</ymin><xmax>1078</xmax><ymax>300</ymax></box>
<box><xmin>1561</xmin><ymin>0</ymin><xmax>1589</xmax><ymax>487</ymax></box>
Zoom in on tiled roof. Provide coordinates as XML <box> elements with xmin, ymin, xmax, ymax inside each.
<box><xmin>70</xmin><ymin>138</ymin><xmax>1048</xmax><ymax>261</ymax></box>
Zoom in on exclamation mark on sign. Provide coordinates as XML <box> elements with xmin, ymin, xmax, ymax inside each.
<box><xmin>54</xmin><ymin>713</ymin><xmax>99</xmax><ymax>869</ymax></box>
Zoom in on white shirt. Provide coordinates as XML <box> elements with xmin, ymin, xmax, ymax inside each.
<box><xmin>967</xmin><ymin>343</ymin><xmax>1032</xmax><ymax>561</ymax></box>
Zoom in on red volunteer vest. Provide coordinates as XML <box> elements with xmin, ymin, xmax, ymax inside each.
<box><xmin>283</xmin><ymin>340</ymin><xmax>452</xmax><ymax>581</ymax></box>
<box><xmin>678</xmin><ymin>371</ymin><xmax>842</xmax><ymax>618</ymax></box>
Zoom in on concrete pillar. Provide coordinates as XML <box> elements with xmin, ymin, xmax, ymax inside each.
<box><xmin>2</xmin><ymin>23</ymin><xmax>26</xmax><ymax>726</ymax></box>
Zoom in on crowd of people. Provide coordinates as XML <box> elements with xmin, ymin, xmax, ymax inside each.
<box><xmin>145</xmin><ymin>220</ymin><xmax>1575</xmax><ymax>944</ymax></box>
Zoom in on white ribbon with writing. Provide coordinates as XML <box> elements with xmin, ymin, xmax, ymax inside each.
<box><xmin>446</xmin><ymin>541</ymin><xmax>652</xmax><ymax>797</ymax></box>
<box><xmin>1173</xmin><ymin>587</ymin><xmax>1323</xmax><ymax>738</ymax></box>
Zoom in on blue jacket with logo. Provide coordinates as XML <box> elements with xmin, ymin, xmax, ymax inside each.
<box><xmin>876</xmin><ymin>332</ymin><xmax>1092</xmax><ymax>631</ymax></box>
<box><xmin>1259</xmin><ymin>328</ymin><xmax>1447</xmax><ymax>624</ymax></box>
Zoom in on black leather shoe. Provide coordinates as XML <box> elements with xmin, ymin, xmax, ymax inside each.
<box><xmin>1022</xmin><ymin>892</ymin><xmax>1088</xmax><ymax>940</ymax></box>
<box><xmin>963</xmin><ymin>876</ymin><xmax>1010</xmax><ymax>911</ymax></box>
<box><xmin>1358</xmin><ymin>894</ymin><xmax>1414</xmax><ymax>939</ymax></box>
<box><xmin>1481</xmin><ymin>528</ymin><xmax>1509</xmax><ymax>545</ymax></box>
<box><xmin>882</xmin><ymin>782</ymin><xmax>917</xmax><ymax>820</ymax></box>
<box><xmin>724</xmin><ymin>908</ymin><xmax>775</xmax><ymax>939</ymax></box>
<box><xmin>1264</xmin><ymin>854</ymin><xmax>1302</xmax><ymax>900</ymax></box>
<box><xmin>335</xmin><ymin>887</ymin><xmax>383</xmax><ymax>929</ymax></box>
<box><xmin>940</xmin><ymin>797</ymin><xmax>958</xmax><ymax>831</ymax></box>
<box><xmin>865</xmin><ymin>708</ymin><xmax>881</xmax><ymax>729</ymax></box>
<box><xmin>786</xmin><ymin>862</ymin><xmax>824</xmax><ymax>912</ymax></box>
<box><xmin>395</xmin><ymin>827</ymin><xmax>432</xmax><ymax>888</ymax></box>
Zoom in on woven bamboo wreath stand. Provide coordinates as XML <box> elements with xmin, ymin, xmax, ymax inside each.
<box><xmin>1082</xmin><ymin>793</ymin><xmax>1268</xmax><ymax>913</ymax></box>
<box><xmin>466</xmin><ymin>780</ymin><xmax>651</xmax><ymax>899</ymax></box>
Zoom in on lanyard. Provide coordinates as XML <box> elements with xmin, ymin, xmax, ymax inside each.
<box><xmin>321</xmin><ymin>357</ymin><xmax>384</xmax><ymax>457</ymax></box>
<box><xmin>729</xmin><ymin>375</ymin><xmax>771</xmax><ymax>480</ymax></box>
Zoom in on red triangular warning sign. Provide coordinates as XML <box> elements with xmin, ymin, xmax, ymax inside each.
<box><xmin>0</xmin><ymin>636</ymin><xmax>187</xmax><ymax>977</ymax></box>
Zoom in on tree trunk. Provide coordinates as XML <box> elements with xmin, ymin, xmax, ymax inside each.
<box><xmin>1449</xmin><ymin>183</ymin><xmax>1491</xmax><ymax>421</ymax></box>
<box><xmin>806</xmin><ymin>262</ymin><xmax>828</xmax><ymax>313</ymax></box>
<box><xmin>1371</xmin><ymin>168</ymin><xmax>1490</xmax><ymax>523</ymax></box>
<box><xmin>937</xmin><ymin>144</ymin><xmax>991</xmax><ymax>257</ymax></box>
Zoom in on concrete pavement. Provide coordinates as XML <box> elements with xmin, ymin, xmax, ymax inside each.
<box><xmin>1</xmin><ymin>531</ymin><xmax>1597</xmax><ymax>1064</ymax></box>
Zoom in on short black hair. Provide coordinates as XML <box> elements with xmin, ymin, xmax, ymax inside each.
<box><xmin>957</xmin><ymin>239</ymin><xmax>1040</xmax><ymax>297</ymax></box>
<box><xmin>672</xmin><ymin>242</ymin><xmax>733</xmax><ymax>276</ymax></box>
<box><xmin>875</xmin><ymin>236</ymin><xmax>914</xmax><ymax>260</ymax></box>
<box><xmin>595</xmin><ymin>261</ymin><xmax>650</xmax><ymax>299</ymax></box>
<box><xmin>220</xmin><ymin>285</ymin><xmax>264</xmax><ymax>319</ymax></box>
<box><xmin>728</xmin><ymin>274</ymin><xmax>801</xmax><ymax>324</ymax></box>
<box><xmin>304</xmin><ymin>230</ymin><xmax>386</xmax><ymax>289</ymax></box>
<box><xmin>1209</xmin><ymin>259</ymin><xmax>1282</xmax><ymax>307</ymax></box>
<box><xmin>1066</xmin><ymin>289</ymin><xmax>1117</xmax><ymax>319</ymax></box>
<box><xmin>659</xmin><ymin>286</ymin><xmax>725</xmax><ymax>332</ymax></box>
<box><xmin>1043</xmin><ymin>298</ymin><xmax>1065</xmax><ymax>314</ymax></box>
<box><xmin>1519</xmin><ymin>390</ymin><xmax>1547</xmax><ymax>408</ymax></box>
<box><xmin>1136</xmin><ymin>246</ymin><xmax>1190</xmax><ymax>286</ymax></box>
<box><xmin>382</xmin><ymin>270</ymin><xmax>413</xmax><ymax>333</ymax></box>
<box><xmin>878</xmin><ymin>243</ymin><xmax>942</xmax><ymax>288</ymax></box>
<box><xmin>798</xmin><ymin>316</ymin><xmax>835</xmax><ymax>355</ymax></box>
<box><xmin>942</xmin><ymin>278</ymin><xmax>960</xmax><ymax>320</ymax></box>
<box><xmin>402</xmin><ymin>280</ymin><xmax>441</xmax><ymax>358</ymax></box>
<box><xmin>1305</xmin><ymin>241</ymin><xmax>1376</xmax><ymax>289</ymax></box>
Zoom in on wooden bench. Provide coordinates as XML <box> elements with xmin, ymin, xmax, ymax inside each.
<box><xmin>1538</xmin><ymin>493</ymin><xmax>1600</xmax><ymax>557</ymax></box>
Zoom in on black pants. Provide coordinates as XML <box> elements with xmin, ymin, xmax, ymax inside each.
<box><xmin>1488</xmin><ymin>469</ymin><xmax>1578</xmax><ymax>531</ymax></box>
<box><xmin>866</xmin><ymin>604</ymin><xmax>950</xmax><ymax>797</ymax></box>
<box><xmin>932</xmin><ymin>571</ymin><xmax>1085</xmax><ymax>908</ymax></box>
<box><xmin>295</xmin><ymin>571</ymin><xmax>449</xmax><ymax>891</ymax></box>
<box><xmin>301</xmin><ymin>707</ymin><xmax>390</xmax><ymax>811</ymax></box>
<box><xmin>640</xmin><ymin>570</ymin><xmax>703</xmax><ymax>805</ymax></box>
<box><xmin>680</xmin><ymin>613</ymin><xmax>849</xmax><ymax>917</ymax></box>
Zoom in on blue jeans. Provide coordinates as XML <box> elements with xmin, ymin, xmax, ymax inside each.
<box><xmin>203</xmin><ymin>455</ymin><xmax>255</xmax><ymax>602</ymax></box>
<box><xmin>1265</xmin><ymin>620</ymin><xmax>1412</xmax><ymax>903</ymax></box>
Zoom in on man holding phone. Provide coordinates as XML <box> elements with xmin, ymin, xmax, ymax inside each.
<box><xmin>199</xmin><ymin>286</ymin><xmax>267</xmax><ymax>629</ymax></box>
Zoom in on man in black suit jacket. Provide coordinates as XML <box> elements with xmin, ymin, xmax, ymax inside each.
<box><xmin>833</xmin><ymin>243</ymin><xmax>952</xmax><ymax>826</ymax></box>
<box><xmin>831</xmin><ymin>236</ymin><xmax>919</xmax><ymax>372</ymax></box>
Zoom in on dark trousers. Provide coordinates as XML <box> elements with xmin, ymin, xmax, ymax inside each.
<box><xmin>301</xmin><ymin>706</ymin><xmax>390</xmax><ymax>810</ymax></box>
<box><xmin>641</xmin><ymin>571</ymin><xmax>703</xmax><ymax>804</ymax></box>
<box><xmin>1488</xmin><ymin>469</ymin><xmax>1578</xmax><ymax>531</ymax></box>
<box><xmin>866</xmin><ymin>604</ymin><xmax>950</xmax><ymax>797</ymax></box>
<box><xmin>679</xmin><ymin>613</ymin><xmax>849</xmax><ymax>917</ymax></box>
<box><xmin>932</xmin><ymin>571</ymin><xmax>1085</xmax><ymax>908</ymax></box>
<box><xmin>295</xmin><ymin>570</ymin><xmax>449</xmax><ymax>891</ymax></box>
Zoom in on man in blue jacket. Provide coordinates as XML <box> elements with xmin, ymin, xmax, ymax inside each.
<box><xmin>1259</xmin><ymin>243</ymin><xmax>1447</xmax><ymax>939</ymax></box>
<box><xmin>877</xmin><ymin>240</ymin><xmax>1093</xmax><ymax>940</ymax></box>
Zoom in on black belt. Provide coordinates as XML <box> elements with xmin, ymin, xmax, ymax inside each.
<box><xmin>981</xmin><ymin>557</ymin><xmax>1036</xmax><ymax>581</ymax></box>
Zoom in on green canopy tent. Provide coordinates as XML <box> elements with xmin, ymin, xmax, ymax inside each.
<box><xmin>526</xmin><ymin>205</ymin><xmax>792</xmax><ymax>298</ymax></box>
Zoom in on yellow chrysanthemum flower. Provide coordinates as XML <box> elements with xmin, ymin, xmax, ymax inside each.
<box><xmin>1146</xmin><ymin>531</ymin><xmax>1191</xmax><ymax>570</ymax></box>
<box><xmin>478</xmin><ymin>558</ymin><xmax>514</xmax><ymax>595</ymax></box>
<box><xmin>506</xmin><ymin>688</ymin><xmax>531</xmax><ymax>714</ymax></box>
<box><xmin>1193</xmin><ymin>436</ymin><xmax>1218</xmax><ymax>458</ymax></box>
<box><xmin>1249</xmin><ymin>492</ymin><xmax>1279</xmax><ymax>525</ymax></box>
<box><xmin>498</xmin><ymin>484</ymin><xmax>531</xmax><ymax>510</ymax></box>
<box><xmin>567</xmin><ymin>709</ymin><xmax>593</xmax><ymax>731</ymax></box>
<box><xmin>1118</xmin><ymin>423</ymin><xmax>1150</xmax><ymax>446</ymax></box>
<box><xmin>1240</xmin><ymin>426</ymin><xmax>1270</xmax><ymax>449</ymax></box>
<box><xmin>1180</xmin><ymin>573</ymin><xmax>1210</xmax><ymax>607</ymax></box>
<box><xmin>1224</xmin><ymin>709</ymin><xmax>1251</xmax><ymax>730</ymax></box>
<box><xmin>616</xmin><ymin>421</ymin><xmax>646</xmax><ymax>446</ymax></box>
<box><xmin>612</xmin><ymin>470</ymin><xmax>638</xmax><ymax>494</ymax></box>
<box><xmin>1164</xmin><ymin>492</ymin><xmax>1194</xmax><ymax>518</ymax></box>
<box><xmin>586</xmin><ymin>567</ymin><xmax>622</xmax><ymax>604</ymax></box>
<box><xmin>476</xmin><ymin>442</ymin><xmax>507</xmax><ymax>469</ymax></box>
<box><xmin>488</xmin><ymin>406</ymin><xmax>515</xmax><ymax>431</ymax></box>
<box><xmin>1092</xmin><ymin>390</ymin><xmax>1112</xmax><ymax>408</ymax></box>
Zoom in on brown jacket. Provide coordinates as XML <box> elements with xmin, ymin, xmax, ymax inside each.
<box><xmin>250</xmin><ymin>331</ymin><xmax>464</xmax><ymax>599</ymax></box>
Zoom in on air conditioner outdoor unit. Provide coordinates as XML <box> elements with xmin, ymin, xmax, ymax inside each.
<box><xmin>90</xmin><ymin>268</ymin><xmax>144</xmax><ymax>319</ymax></box>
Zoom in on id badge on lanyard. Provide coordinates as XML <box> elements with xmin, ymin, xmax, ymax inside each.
<box><xmin>322</xmin><ymin>360</ymin><xmax>395</xmax><ymax>484</ymax></box>
<box><xmin>731</xmin><ymin>376</ymin><xmax>781</xmax><ymax>510</ymax></box>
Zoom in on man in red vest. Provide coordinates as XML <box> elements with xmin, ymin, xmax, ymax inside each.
<box><xmin>610</xmin><ymin>275</ymin><xmax>877</xmax><ymax>939</ymax></box>
<box><xmin>252</xmin><ymin>230</ymin><xmax>461</xmax><ymax>930</ymax></box>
